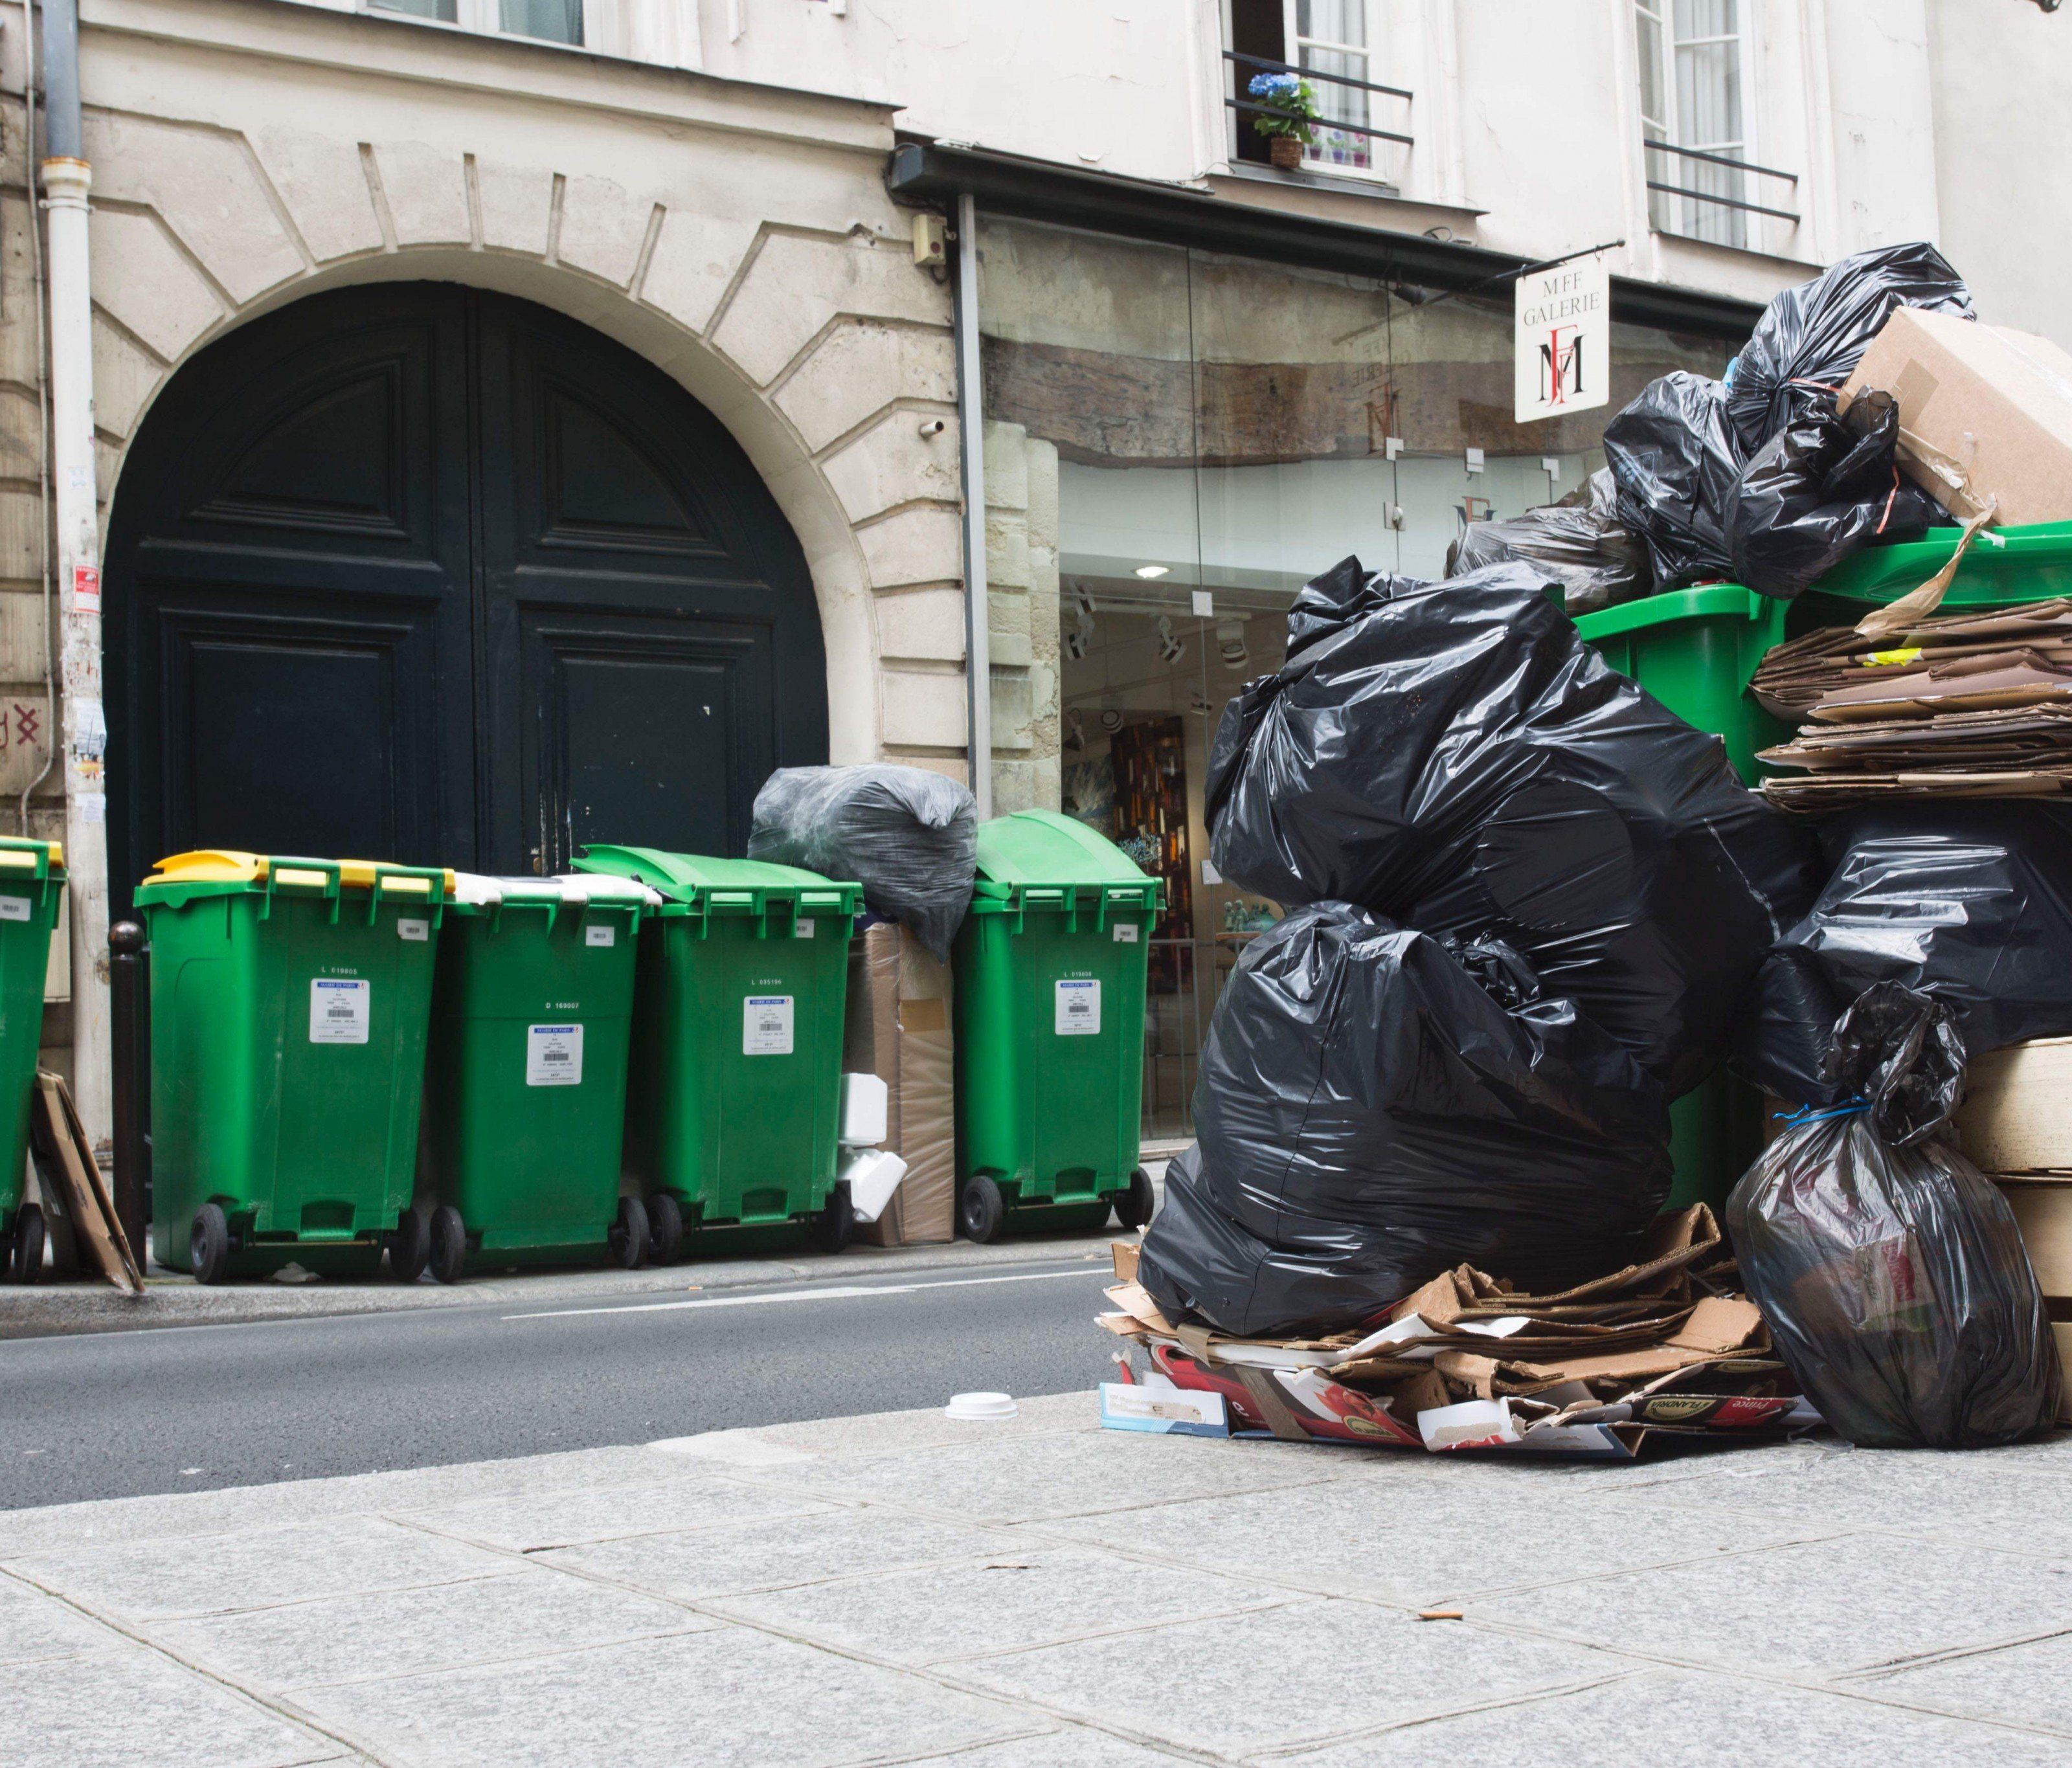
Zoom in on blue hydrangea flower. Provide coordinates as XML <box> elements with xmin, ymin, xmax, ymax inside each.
<box><xmin>1248</xmin><ymin>71</ymin><xmax>1305</xmax><ymax>104</ymax></box>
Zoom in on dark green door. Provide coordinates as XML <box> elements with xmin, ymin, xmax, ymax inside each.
<box><xmin>106</xmin><ymin>284</ymin><xmax>826</xmax><ymax>904</ymax></box>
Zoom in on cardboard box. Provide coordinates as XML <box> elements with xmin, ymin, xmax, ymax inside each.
<box><xmin>1842</xmin><ymin>308</ymin><xmax>2072</xmax><ymax>526</ymax></box>
<box><xmin>1955</xmin><ymin>1036</ymin><xmax>2072</xmax><ymax>1174</ymax></box>
<box><xmin>844</xmin><ymin>923</ymin><xmax>956</xmax><ymax>1245</ymax></box>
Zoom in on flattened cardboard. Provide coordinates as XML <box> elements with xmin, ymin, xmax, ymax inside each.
<box><xmin>1957</xmin><ymin>1038</ymin><xmax>2072</xmax><ymax>1178</ymax></box>
<box><xmin>844</xmin><ymin>924</ymin><xmax>954</xmax><ymax>1245</ymax></box>
<box><xmin>29</xmin><ymin>1070</ymin><xmax>142</xmax><ymax>1294</ymax></box>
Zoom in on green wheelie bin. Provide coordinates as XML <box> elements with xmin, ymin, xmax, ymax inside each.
<box><xmin>572</xmin><ymin>847</ymin><xmax>862</xmax><ymax>1257</ymax></box>
<box><xmin>416</xmin><ymin>873</ymin><xmax>658</xmax><ymax>1282</ymax></box>
<box><xmin>0</xmin><ymin>838</ymin><xmax>63</xmax><ymax>1284</ymax></box>
<box><xmin>951</xmin><ymin>811</ymin><xmax>1163</xmax><ymax>1243</ymax></box>
<box><xmin>1573</xmin><ymin>585</ymin><xmax>1789</xmax><ymax>1214</ymax></box>
<box><xmin>136</xmin><ymin>851</ymin><xmax>452</xmax><ymax>1282</ymax></box>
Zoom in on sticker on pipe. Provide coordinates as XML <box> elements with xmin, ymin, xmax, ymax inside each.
<box><xmin>744</xmin><ymin>995</ymin><xmax>794</xmax><ymax>1055</ymax></box>
<box><xmin>310</xmin><ymin>978</ymin><xmax>370</xmax><ymax>1045</ymax></box>
<box><xmin>1055</xmin><ymin>978</ymin><xmax>1100</xmax><ymax>1035</ymax></box>
<box><xmin>526</xmin><ymin>1023</ymin><xmax>583</xmax><ymax>1086</ymax></box>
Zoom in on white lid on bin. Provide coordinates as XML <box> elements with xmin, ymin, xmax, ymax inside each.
<box><xmin>449</xmin><ymin>872</ymin><xmax>662</xmax><ymax>910</ymax></box>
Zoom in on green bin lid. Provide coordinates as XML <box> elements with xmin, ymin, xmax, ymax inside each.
<box><xmin>0</xmin><ymin>837</ymin><xmax>62</xmax><ymax>883</ymax></box>
<box><xmin>573</xmin><ymin>845</ymin><xmax>861</xmax><ymax>913</ymax></box>
<box><xmin>972</xmin><ymin>811</ymin><xmax>1160</xmax><ymax>904</ymax></box>
<box><xmin>1809</xmin><ymin>519</ymin><xmax>2072</xmax><ymax>605</ymax></box>
<box><xmin>135</xmin><ymin>850</ymin><xmax>451</xmax><ymax>908</ymax></box>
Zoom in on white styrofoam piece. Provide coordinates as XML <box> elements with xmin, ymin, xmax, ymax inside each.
<box><xmin>554</xmin><ymin>873</ymin><xmax>664</xmax><ymax>906</ymax></box>
<box><xmin>945</xmin><ymin>1391</ymin><xmax>1017</xmax><ymax>1420</ymax></box>
<box><xmin>840</xmin><ymin>1071</ymin><xmax>889</xmax><ymax>1146</ymax></box>
<box><xmin>842</xmin><ymin>1147</ymin><xmax>906</xmax><ymax>1223</ymax></box>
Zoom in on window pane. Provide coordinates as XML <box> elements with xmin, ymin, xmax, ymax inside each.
<box><xmin>1634</xmin><ymin>7</ymin><xmax>1666</xmax><ymax>131</ymax></box>
<box><xmin>1673</xmin><ymin>0</ymin><xmax>1737</xmax><ymax>39</ymax></box>
<box><xmin>501</xmin><ymin>0</ymin><xmax>582</xmax><ymax>43</ymax></box>
<box><xmin>1297</xmin><ymin>0</ymin><xmax>1365</xmax><ymax>48</ymax></box>
<box><xmin>368</xmin><ymin>0</ymin><xmax>458</xmax><ymax>19</ymax></box>
<box><xmin>1301</xmin><ymin>43</ymin><xmax>1373</xmax><ymax>170</ymax></box>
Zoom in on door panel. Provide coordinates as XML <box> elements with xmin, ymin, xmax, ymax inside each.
<box><xmin>107</xmin><ymin>284</ymin><xmax>826</xmax><ymax>906</ymax></box>
<box><xmin>521</xmin><ymin>614</ymin><xmax>772</xmax><ymax>873</ymax></box>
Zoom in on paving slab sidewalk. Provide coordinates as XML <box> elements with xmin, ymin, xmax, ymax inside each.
<box><xmin>3</xmin><ymin>1391</ymin><xmax>2071</xmax><ymax>1767</ymax></box>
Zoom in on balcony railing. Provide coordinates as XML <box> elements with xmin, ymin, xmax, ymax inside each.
<box><xmin>1222</xmin><ymin>49</ymin><xmax>1414</xmax><ymax>151</ymax></box>
<box><xmin>1643</xmin><ymin>138</ymin><xmax>1801</xmax><ymax>225</ymax></box>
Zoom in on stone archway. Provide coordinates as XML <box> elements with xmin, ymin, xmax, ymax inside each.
<box><xmin>104</xmin><ymin>281</ymin><xmax>835</xmax><ymax>898</ymax></box>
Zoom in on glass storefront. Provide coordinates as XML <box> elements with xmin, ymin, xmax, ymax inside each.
<box><xmin>977</xmin><ymin>215</ymin><xmax>1731</xmax><ymax>1140</ymax></box>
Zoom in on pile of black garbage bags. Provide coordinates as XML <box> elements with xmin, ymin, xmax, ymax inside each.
<box><xmin>1451</xmin><ymin>243</ymin><xmax>1971</xmax><ymax>611</ymax></box>
<box><xmin>1136</xmin><ymin>556</ymin><xmax>1820</xmax><ymax>1338</ymax></box>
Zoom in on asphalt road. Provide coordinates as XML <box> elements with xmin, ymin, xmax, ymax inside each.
<box><xmin>0</xmin><ymin>1259</ymin><xmax>1121</xmax><ymax>1509</ymax></box>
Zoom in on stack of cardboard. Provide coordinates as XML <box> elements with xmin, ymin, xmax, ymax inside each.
<box><xmin>1953</xmin><ymin>1038</ymin><xmax>2072</xmax><ymax>1416</ymax></box>
<box><xmin>1099</xmin><ymin>1206</ymin><xmax>1818</xmax><ymax>1462</ymax></box>
<box><xmin>1753</xmin><ymin>601</ymin><xmax>2072</xmax><ymax>810</ymax></box>
<box><xmin>843</xmin><ymin>923</ymin><xmax>956</xmax><ymax>1245</ymax></box>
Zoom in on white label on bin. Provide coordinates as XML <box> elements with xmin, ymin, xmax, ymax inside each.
<box><xmin>1112</xmin><ymin>923</ymin><xmax>1138</xmax><ymax>944</ymax></box>
<box><xmin>794</xmin><ymin>917</ymin><xmax>816</xmax><ymax>938</ymax></box>
<box><xmin>744</xmin><ymin>994</ymin><xmax>794</xmax><ymax>1055</ymax></box>
<box><xmin>584</xmin><ymin>923</ymin><xmax>616</xmax><ymax>948</ymax></box>
<box><xmin>0</xmin><ymin>897</ymin><xmax>29</xmax><ymax>924</ymax></box>
<box><xmin>310</xmin><ymin>978</ymin><xmax>370</xmax><ymax>1045</ymax></box>
<box><xmin>396</xmin><ymin>918</ymin><xmax>429</xmax><ymax>943</ymax></box>
<box><xmin>526</xmin><ymin>1022</ymin><xmax>584</xmax><ymax>1086</ymax></box>
<box><xmin>1055</xmin><ymin>978</ymin><xmax>1101</xmax><ymax>1035</ymax></box>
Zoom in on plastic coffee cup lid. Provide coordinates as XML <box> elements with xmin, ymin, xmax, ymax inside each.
<box><xmin>944</xmin><ymin>1391</ymin><xmax>1018</xmax><ymax>1422</ymax></box>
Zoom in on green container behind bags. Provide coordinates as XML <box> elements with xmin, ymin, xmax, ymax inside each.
<box><xmin>572</xmin><ymin>847</ymin><xmax>861</xmax><ymax>1255</ymax></box>
<box><xmin>952</xmin><ymin>811</ymin><xmax>1162</xmax><ymax>1242</ymax></box>
<box><xmin>1794</xmin><ymin>519</ymin><xmax>2072</xmax><ymax>631</ymax></box>
<box><xmin>1575</xmin><ymin>586</ymin><xmax>1788</xmax><ymax>1214</ymax></box>
<box><xmin>136</xmin><ymin>851</ymin><xmax>451</xmax><ymax>1281</ymax></box>
<box><xmin>419</xmin><ymin>875</ymin><xmax>653</xmax><ymax>1280</ymax></box>
<box><xmin>0</xmin><ymin>840</ymin><xmax>63</xmax><ymax>1280</ymax></box>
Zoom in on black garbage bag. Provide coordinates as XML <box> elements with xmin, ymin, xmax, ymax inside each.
<box><xmin>747</xmin><ymin>765</ymin><xmax>976</xmax><ymax>960</ymax></box>
<box><xmin>1725</xmin><ymin>389</ymin><xmax>1946</xmax><ymax>601</ymax></box>
<box><xmin>1726</xmin><ymin>983</ymin><xmax>2062</xmax><ymax>1449</ymax></box>
<box><xmin>1603</xmin><ymin>372</ymin><xmax>1744</xmax><ymax>592</ymax></box>
<box><xmin>1135</xmin><ymin>904</ymin><xmax>1672</xmax><ymax>1339</ymax></box>
<box><xmin>1733</xmin><ymin>802</ymin><xmax>2072</xmax><ymax>1107</ymax></box>
<box><xmin>1447</xmin><ymin>469</ymin><xmax>1649</xmax><ymax>615</ymax></box>
<box><xmin>1206</xmin><ymin>558</ymin><xmax>1819</xmax><ymax>1097</ymax></box>
<box><xmin>1724</xmin><ymin>241</ymin><xmax>1974</xmax><ymax>459</ymax></box>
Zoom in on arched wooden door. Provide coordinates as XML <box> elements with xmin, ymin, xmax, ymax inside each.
<box><xmin>106</xmin><ymin>284</ymin><xmax>826</xmax><ymax>906</ymax></box>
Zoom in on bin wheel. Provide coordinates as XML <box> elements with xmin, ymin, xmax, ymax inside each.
<box><xmin>958</xmin><ymin>1175</ymin><xmax>1006</xmax><ymax>1245</ymax></box>
<box><xmin>1114</xmin><ymin>1167</ymin><xmax>1157</xmax><ymax>1232</ymax></box>
<box><xmin>810</xmin><ymin>1182</ymin><xmax>853</xmax><ymax>1254</ymax></box>
<box><xmin>609</xmin><ymin>1196</ymin><xmax>649</xmax><ymax>1270</ymax></box>
<box><xmin>190</xmin><ymin>1203</ymin><xmax>232</xmax><ymax>1286</ymax></box>
<box><xmin>428</xmin><ymin>1207</ymin><xmax>468</xmax><ymax>1286</ymax></box>
<box><xmin>391</xmin><ymin>1208</ymin><xmax>430</xmax><ymax>1283</ymax></box>
<box><xmin>9</xmin><ymin>1204</ymin><xmax>43</xmax><ymax>1285</ymax></box>
<box><xmin>646</xmin><ymin>1192</ymin><xmax>684</xmax><ymax>1266</ymax></box>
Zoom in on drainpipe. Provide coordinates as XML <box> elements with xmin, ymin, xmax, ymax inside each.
<box><xmin>41</xmin><ymin>0</ymin><xmax>111</xmax><ymax>1153</ymax></box>
<box><xmin>952</xmin><ymin>191</ymin><xmax>992</xmax><ymax>820</ymax></box>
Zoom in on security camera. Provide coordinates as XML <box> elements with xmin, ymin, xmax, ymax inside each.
<box><xmin>1064</xmin><ymin>627</ymin><xmax>1088</xmax><ymax>660</ymax></box>
<box><xmin>1155</xmin><ymin>616</ymin><xmax>1184</xmax><ymax>666</ymax></box>
<box><xmin>917</xmin><ymin>418</ymin><xmax>947</xmax><ymax>439</ymax></box>
<box><xmin>1217</xmin><ymin>618</ymin><xmax>1249</xmax><ymax>670</ymax></box>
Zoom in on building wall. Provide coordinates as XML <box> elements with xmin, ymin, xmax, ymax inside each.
<box><xmin>1924</xmin><ymin>0</ymin><xmax>2072</xmax><ymax>353</ymax></box>
<box><xmin>3</xmin><ymin>0</ymin><xmax>977</xmax><ymax>858</ymax></box>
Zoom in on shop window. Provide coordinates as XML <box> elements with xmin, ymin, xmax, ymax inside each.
<box><xmin>977</xmin><ymin>213</ymin><xmax>1728</xmax><ymax>1139</ymax></box>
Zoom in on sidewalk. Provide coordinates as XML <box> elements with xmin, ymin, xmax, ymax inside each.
<box><xmin>0</xmin><ymin>1163</ymin><xmax>1173</xmax><ymax>1341</ymax></box>
<box><xmin>3</xmin><ymin>1392</ymin><xmax>2071</xmax><ymax>1765</ymax></box>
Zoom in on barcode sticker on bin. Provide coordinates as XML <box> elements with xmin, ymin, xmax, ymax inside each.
<box><xmin>396</xmin><ymin>919</ymin><xmax>429</xmax><ymax>943</ymax></box>
<box><xmin>1055</xmin><ymin>978</ymin><xmax>1101</xmax><ymax>1036</ymax></box>
<box><xmin>526</xmin><ymin>1023</ymin><xmax>584</xmax><ymax>1086</ymax></box>
<box><xmin>0</xmin><ymin>897</ymin><xmax>29</xmax><ymax>924</ymax></box>
<box><xmin>744</xmin><ymin>995</ymin><xmax>794</xmax><ymax>1055</ymax></box>
<box><xmin>309</xmin><ymin>978</ymin><xmax>370</xmax><ymax>1045</ymax></box>
<box><xmin>584</xmin><ymin>924</ymin><xmax>615</xmax><ymax>948</ymax></box>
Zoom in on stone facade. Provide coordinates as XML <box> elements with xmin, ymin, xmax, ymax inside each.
<box><xmin>0</xmin><ymin>0</ymin><xmax>982</xmax><ymax>897</ymax></box>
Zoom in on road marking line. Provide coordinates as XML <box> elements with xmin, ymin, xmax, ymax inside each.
<box><xmin>503</xmin><ymin>1266</ymin><xmax>1097</xmax><ymax>1321</ymax></box>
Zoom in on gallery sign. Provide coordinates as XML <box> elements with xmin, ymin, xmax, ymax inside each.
<box><xmin>1515</xmin><ymin>257</ymin><xmax>1610</xmax><ymax>423</ymax></box>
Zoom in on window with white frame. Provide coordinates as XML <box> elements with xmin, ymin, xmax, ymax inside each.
<box><xmin>1634</xmin><ymin>0</ymin><xmax>1755</xmax><ymax>248</ymax></box>
<box><xmin>1287</xmin><ymin>0</ymin><xmax>1375</xmax><ymax>172</ymax></box>
<box><xmin>366</xmin><ymin>0</ymin><xmax>585</xmax><ymax>47</ymax></box>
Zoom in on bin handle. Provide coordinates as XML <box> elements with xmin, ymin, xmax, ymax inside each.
<box><xmin>264</xmin><ymin>859</ymin><xmax>342</xmax><ymax>924</ymax></box>
<box><xmin>369</xmin><ymin>868</ymin><xmax>445</xmax><ymax>929</ymax></box>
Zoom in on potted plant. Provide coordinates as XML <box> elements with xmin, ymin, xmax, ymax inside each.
<box><xmin>1248</xmin><ymin>71</ymin><xmax>1318</xmax><ymax>170</ymax></box>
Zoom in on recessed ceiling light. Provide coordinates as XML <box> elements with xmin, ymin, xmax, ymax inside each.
<box><xmin>1134</xmin><ymin>564</ymin><xmax>1169</xmax><ymax>579</ymax></box>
